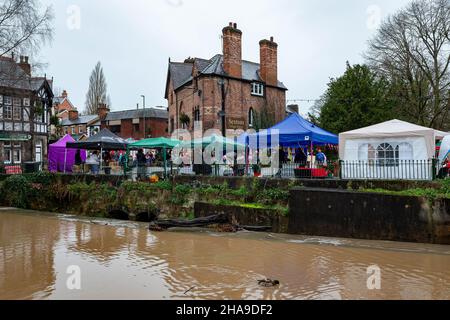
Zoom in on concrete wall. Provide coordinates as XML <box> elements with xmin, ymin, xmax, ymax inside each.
<box><xmin>288</xmin><ymin>188</ymin><xmax>450</xmax><ymax>244</ymax></box>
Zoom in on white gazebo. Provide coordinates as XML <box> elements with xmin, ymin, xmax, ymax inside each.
<box><xmin>339</xmin><ymin>119</ymin><xmax>449</xmax><ymax>180</ymax></box>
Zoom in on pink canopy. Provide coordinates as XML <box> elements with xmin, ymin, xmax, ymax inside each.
<box><xmin>49</xmin><ymin>135</ymin><xmax>86</xmax><ymax>173</ymax></box>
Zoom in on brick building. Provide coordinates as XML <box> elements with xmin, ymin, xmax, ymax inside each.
<box><xmin>53</xmin><ymin>90</ymin><xmax>76</xmax><ymax>121</ymax></box>
<box><xmin>100</xmin><ymin>105</ymin><xmax>168</xmax><ymax>140</ymax></box>
<box><xmin>60</xmin><ymin>109</ymin><xmax>100</xmax><ymax>140</ymax></box>
<box><xmin>0</xmin><ymin>55</ymin><xmax>53</xmax><ymax>165</ymax></box>
<box><xmin>165</xmin><ymin>23</ymin><xmax>288</xmax><ymax>135</ymax></box>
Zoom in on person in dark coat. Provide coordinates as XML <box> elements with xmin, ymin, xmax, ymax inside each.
<box><xmin>294</xmin><ymin>148</ymin><xmax>307</xmax><ymax>165</ymax></box>
<box><xmin>136</xmin><ymin>149</ymin><xmax>147</xmax><ymax>180</ymax></box>
<box><xmin>75</xmin><ymin>150</ymin><xmax>83</xmax><ymax>166</ymax></box>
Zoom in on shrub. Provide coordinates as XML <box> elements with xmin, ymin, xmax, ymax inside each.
<box><xmin>1</xmin><ymin>175</ymin><xmax>33</xmax><ymax>208</ymax></box>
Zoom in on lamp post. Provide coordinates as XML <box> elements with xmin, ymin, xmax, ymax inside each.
<box><xmin>141</xmin><ymin>95</ymin><xmax>146</xmax><ymax>138</ymax></box>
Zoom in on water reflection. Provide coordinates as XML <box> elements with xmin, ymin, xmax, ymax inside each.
<box><xmin>0</xmin><ymin>209</ymin><xmax>450</xmax><ymax>300</ymax></box>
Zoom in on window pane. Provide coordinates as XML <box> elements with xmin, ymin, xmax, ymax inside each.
<box><xmin>0</xmin><ymin>106</ymin><xmax>3</xmax><ymax>120</ymax></box>
<box><xmin>13</xmin><ymin>107</ymin><xmax>21</xmax><ymax>120</ymax></box>
<box><xmin>5</xmin><ymin>122</ymin><xmax>12</xmax><ymax>131</ymax></box>
<box><xmin>13</xmin><ymin>149</ymin><xmax>21</xmax><ymax>163</ymax></box>
<box><xmin>4</xmin><ymin>106</ymin><xmax>12</xmax><ymax>119</ymax></box>
<box><xmin>23</xmin><ymin>123</ymin><xmax>30</xmax><ymax>132</ymax></box>
<box><xmin>4</xmin><ymin>97</ymin><xmax>12</xmax><ymax>105</ymax></box>
<box><xmin>13</xmin><ymin>98</ymin><xmax>21</xmax><ymax>107</ymax></box>
<box><xmin>23</xmin><ymin>98</ymin><xmax>30</xmax><ymax>106</ymax></box>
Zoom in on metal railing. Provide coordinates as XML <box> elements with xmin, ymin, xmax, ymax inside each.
<box><xmin>339</xmin><ymin>160</ymin><xmax>439</xmax><ymax>181</ymax></box>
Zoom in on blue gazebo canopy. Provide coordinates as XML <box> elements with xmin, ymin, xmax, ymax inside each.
<box><xmin>240</xmin><ymin>113</ymin><xmax>338</xmax><ymax>148</ymax></box>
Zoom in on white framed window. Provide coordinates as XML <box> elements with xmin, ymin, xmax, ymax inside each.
<box><xmin>0</xmin><ymin>122</ymin><xmax>3</xmax><ymax>130</ymax></box>
<box><xmin>248</xmin><ymin>108</ymin><xmax>255</xmax><ymax>127</ymax></box>
<box><xmin>0</xmin><ymin>95</ymin><xmax>3</xmax><ymax>104</ymax></box>
<box><xmin>0</xmin><ymin>106</ymin><xmax>3</xmax><ymax>120</ymax></box>
<box><xmin>376</xmin><ymin>143</ymin><xmax>399</xmax><ymax>166</ymax></box>
<box><xmin>23</xmin><ymin>98</ymin><xmax>30</xmax><ymax>107</ymax></box>
<box><xmin>13</xmin><ymin>98</ymin><xmax>21</xmax><ymax>107</ymax></box>
<box><xmin>79</xmin><ymin>125</ymin><xmax>83</xmax><ymax>133</ymax></box>
<box><xmin>4</xmin><ymin>148</ymin><xmax>12</xmax><ymax>163</ymax></box>
<box><xmin>13</xmin><ymin>106</ymin><xmax>21</xmax><ymax>120</ymax></box>
<box><xmin>13</xmin><ymin>148</ymin><xmax>21</xmax><ymax>164</ymax></box>
<box><xmin>4</xmin><ymin>105</ymin><xmax>12</xmax><ymax>120</ymax></box>
<box><xmin>4</xmin><ymin>122</ymin><xmax>12</xmax><ymax>131</ymax></box>
<box><xmin>71</xmin><ymin>126</ymin><xmax>75</xmax><ymax>134</ymax></box>
<box><xmin>4</xmin><ymin>96</ymin><xmax>12</xmax><ymax>105</ymax></box>
<box><xmin>251</xmin><ymin>83</ymin><xmax>264</xmax><ymax>96</ymax></box>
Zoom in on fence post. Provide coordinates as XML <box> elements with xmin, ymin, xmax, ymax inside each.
<box><xmin>432</xmin><ymin>159</ymin><xmax>438</xmax><ymax>181</ymax></box>
<box><xmin>339</xmin><ymin>160</ymin><xmax>343</xmax><ymax>179</ymax></box>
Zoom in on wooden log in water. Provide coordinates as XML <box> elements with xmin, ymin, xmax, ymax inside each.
<box><xmin>149</xmin><ymin>214</ymin><xmax>229</xmax><ymax>231</ymax></box>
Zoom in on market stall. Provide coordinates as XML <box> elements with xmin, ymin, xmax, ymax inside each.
<box><xmin>49</xmin><ymin>135</ymin><xmax>86</xmax><ymax>173</ymax></box>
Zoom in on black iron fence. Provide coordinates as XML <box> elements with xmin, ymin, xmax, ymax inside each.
<box><xmin>339</xmin><ymin>160</ymin><xmax>439</xmax><ymax>181</ymax></box>
<box><xmin>0</xmin><ymin>159</ymin><xmax>443</xmax><ymax>181</ymax></box>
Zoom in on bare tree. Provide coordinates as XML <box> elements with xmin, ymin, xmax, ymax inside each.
<box><xmin>85</xmin><ymin>61</ymin><xmax>110</xmax><ymax>114</ymax></box>
<box><xmin>0</xmin><ymin>0</ymin><xmax>53</xmax><ymax>58</ymax></box>
<box><xmin>366</xmin><ymin>0</ymin><xmax>450</xmax><ymax>130</ymax></box>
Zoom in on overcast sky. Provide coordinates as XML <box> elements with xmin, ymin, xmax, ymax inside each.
<box><xmin>39</xmin><ymin>0</ymin><xmax>413</xmax><ymax>115</ymax></box>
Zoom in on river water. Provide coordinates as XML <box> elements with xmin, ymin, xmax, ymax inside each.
<box><xmin>0</xmin><ymin>208</ymin><xmax>449</xmax><ymax>300</ymax></box>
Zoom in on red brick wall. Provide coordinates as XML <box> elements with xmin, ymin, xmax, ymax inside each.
<box><xmin>168</xmin><ymin>75</ymin><xmax>286</xmax><ymax>135</ymax></box>
<box><xmin>101</xmin><ymin>118</ymin><xmax>168</xmax><ymax>140</ymax></box>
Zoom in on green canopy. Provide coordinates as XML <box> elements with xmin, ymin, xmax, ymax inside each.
<box><xmin>181</xmin><ymin>134</ymin><xmax>245</xmax><ymax>149</ymax></box>
<box><xmin>128</xmin><ymin>137</ymin><xmax>181</xmax><ymax>150</ymax></box>
<box><xmin>126</xmin><ymin>137</ymin><xmax>181</xmax><ymax>179</ymax></box>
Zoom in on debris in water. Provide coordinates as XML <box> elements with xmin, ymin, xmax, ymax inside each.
<box><xmin>258</xmin><ymin>279</ymin><xmax>280</xmax><ymax>287</ymax></box>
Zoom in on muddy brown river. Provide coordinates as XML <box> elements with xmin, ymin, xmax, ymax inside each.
<box><xmin>0</xmin><ymin>208</ymin><xmax>449</xmax><ymax>300</ymax></box>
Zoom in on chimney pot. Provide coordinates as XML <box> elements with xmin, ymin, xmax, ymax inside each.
<box><xmin>229</xmin><ymin>22</ymin><xmax>233</xmax><ymax>27</ymax></box>
<box><xmin>222</xmin><ymin>23</ymin><xmax>242</xmax><ymax>78</ymax></box>
<box><xmin>259</xmin><ymin>37</ymin><xmax>278</xmax><ymax>86</ymax></box>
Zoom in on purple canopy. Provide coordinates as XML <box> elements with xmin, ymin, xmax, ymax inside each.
<box><xmin>49</xmin><ymin>135</ymin><xmax>86</xmax><ymax>173</ymax></box>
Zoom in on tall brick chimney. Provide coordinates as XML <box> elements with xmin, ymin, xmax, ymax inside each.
<box><xmin>61</xmin><ymin>90</ymin><xmax>68</xmax><ymax>99</ymax></box>
<box><xmin>18</xmin><ymin>56</ymin><xmax>31</xmax><ymax>76</ymax></box>
<box><xmin>68</xmin><ymin>109</ymin><xmax>79</xmax><ymax>121</ymax></box>
<box><xmin>98</xmin><ymin>103</ymin><xmax>110</xmax><ymax>120</ymax></box>
<box><xmin>259</xmin><ymin>37</ymin><xmax>278</xmax><ymax>86</ymax></box>
<box><xmin>222</xmin><ymin>22</ymin><xmax>242</xmax><ymax>78</ymax></box>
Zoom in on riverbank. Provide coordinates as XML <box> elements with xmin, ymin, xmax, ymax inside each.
<box><xmin>0</xmin><ymin>173</ymin><xmax>449</xmax><ymax>244</ymax></box>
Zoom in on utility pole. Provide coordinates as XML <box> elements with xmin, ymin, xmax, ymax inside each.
<box><xmin>141</xmin><ymin>95</ymin><xmax>146</xmax><ymax>138</ymax></box>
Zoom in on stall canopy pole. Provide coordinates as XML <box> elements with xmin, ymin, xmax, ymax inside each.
<box><xmin>100</xmin><ymin>146</ymin><xmax>103</xmax><ymax>173</ymax></box>
<box><xmin>63</xmin><ymin>149</ymin><xmax>68</xmax><ymax>174</ymax></box>
<box><xmin>163</xmin><ymin>146</ymin><xmax>167</xmax><ymax>179</ymax></box>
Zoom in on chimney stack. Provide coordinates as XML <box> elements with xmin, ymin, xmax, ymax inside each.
<box><xmin>61</xmin><ymin>90</ymin><xmax>68</xmax><ymax>99</ymax></box>
<box><xmin>68</xmin><ymin>109</ymin><xmax>79</xmax><ymax>121</ymax></box>
<box><xmin>18</xmin><ymin>55</ymin><xmax>31</xmax><ymax>76</ymax></box>
<box><xmin>259</xmin><ymin>37</ymin><xmax>278</xmax><ymax>86</ymax></box>
<box><xmin>222</xmin><ymin>22</ymin><xmax>242</xmax><ymax>78</ymax></box>
<box><xmin>98</xmin><ymin>103</ymin><xmax>110</xmax><ymax>120</ymax></box>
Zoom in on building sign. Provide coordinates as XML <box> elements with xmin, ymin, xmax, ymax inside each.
<box><xmin>0</xmin><ymin>133</ymin><xmax>32</xmax><ymax>141</ymax></box>
<box><xmin>226</xmin><ymin>117</ymin><xmax>246</xmax><ymax>130</ymax></box>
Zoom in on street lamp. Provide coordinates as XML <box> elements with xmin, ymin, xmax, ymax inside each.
<box><xmin>141</xmin><ymin>95</ymin><xmax>146</xmax><ymax>138</ymax></box>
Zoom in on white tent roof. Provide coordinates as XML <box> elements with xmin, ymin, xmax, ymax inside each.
<box><xmin>339</xmin><ymin>119</ymin><xmax>448</xmax><ymax>159</ymax></box>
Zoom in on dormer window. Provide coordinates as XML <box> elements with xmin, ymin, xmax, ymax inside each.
<box><xmin>251</xmin><ymin>83</ymin><xmax>264</xmax><ymax>96</ymax></box>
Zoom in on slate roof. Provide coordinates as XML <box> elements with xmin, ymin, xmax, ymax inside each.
<box><xmin>0</xmin><ymin>57</ymin><xmax>52</xmax><ymax>93</ymax></box>
<box><xmin>105</xmin><ymin>108</ymin><xmax>168</xmax><ymax>121</ymax></box>
<box><xmin>168</xmin><ymin>54</ymin><xmax>288</xmax><ymax>92</ymax></box>
<box><xmin>61</xmin><ymin>115</ymin><xmax>99</xmax><ymax>126</ymax></box>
